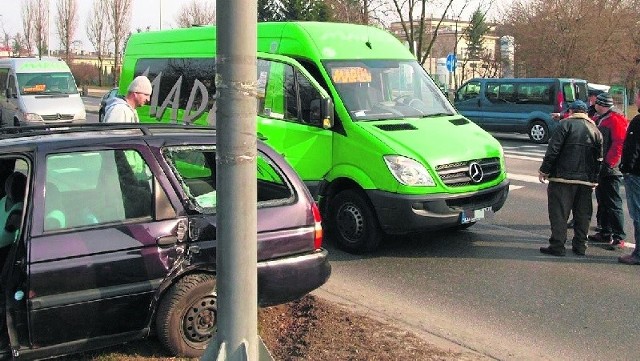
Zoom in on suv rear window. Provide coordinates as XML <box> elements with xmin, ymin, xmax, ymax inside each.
<box><xmin>163</xmin><ymin>146</ymin><xmax>294</xmax><ymax>213</ymax></box>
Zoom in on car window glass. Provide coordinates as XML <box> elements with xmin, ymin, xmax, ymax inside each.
<box><xmin>457</xmin><ymin>81</ymin><xmax>480</xmax><ymax>101</ymax></box>
<box><xmin>515</xmin><ymin>83</ymin><xmax>553</xmax><ymax>105</ymax></box>
<box><xmin>163</xmin><ymin>146</ymin><xmax>294</xmax><ymax>213</ymax></box>
<box><xmin>44</xmin><ymin>150</ymin><xmax>153</xmax><ymax>231</ymax></box>
<box><xmin>562</xmin><ymin>82</ymin><xmax>577</xmax><ymax>102</ymax></box>
<box><xmin>16</xmin><ymin>72</ymin><xmax>78</xmax><ymax>95</ymax></box>
<box><xmin>0</xmin><ymin>68</ymin><xmax>8</xmax><ymax>98</ymax></box>
<box><xmin>0</xmin><ymin>157</ymin><xmax>29</xmax><ymax>250</ymax></box>
<box><xmin>8</xmin><ymin>75</ymin><xmax>16</xmax><ymax>95</ymax></box>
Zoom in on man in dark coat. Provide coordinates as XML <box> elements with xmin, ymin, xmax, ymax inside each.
<box><xmin>618</xmin><ymin>91</ymin><xmax>640</xmax><ymax>264</ymax></box>
<box><xmin>539</xmin><ymin>100</ymin><xmax>603</xmax><ymax>256</ymax></box>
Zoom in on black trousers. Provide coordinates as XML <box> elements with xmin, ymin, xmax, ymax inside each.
<box><xmin>595</xmin><ymin>175</ymin><xmax>626</xmax><ymax>240</ymax></box>
<box><xmin>547</xmin><ymin>182</ymin><xmax>593</xmax><ymax>252</ymax></box>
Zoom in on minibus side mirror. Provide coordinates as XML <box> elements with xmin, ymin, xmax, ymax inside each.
<box><xmin>310</xmin><ymin>98</ymin><xmax>334</xmax><ymax>129</ymax></box>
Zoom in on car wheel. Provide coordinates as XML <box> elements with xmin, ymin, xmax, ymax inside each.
<box><xmin>528</xmin><ymin>120</ymin><xmax>549</xmax><ymax>144</ymax></box>
<box><xmin>98</xmin><ymin>110</ymin><xmax>104</xmax><ymax>123</ymax></box>
<box><xmin>13</xmin><ymin>117</ymin><xmax>20</xmax><ymax>127</ymax></box>
<box><xmin>328</xmin><ymin>189</ymin><xmax>382</xmax><ymax>254</ymax></box>
<box><xmin>156</xmin><ymin>273</ymin><xmax>217</xmax><ymax>358</ymax></box>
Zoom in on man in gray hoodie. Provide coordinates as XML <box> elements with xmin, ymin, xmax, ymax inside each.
<box><xmin>103</xmin><ymin>76</ymin><xmax>152</xmax><ymax>123</ymax></box>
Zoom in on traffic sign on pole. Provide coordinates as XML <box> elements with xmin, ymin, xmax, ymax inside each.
<box><xmin>446</xmin><ymin>53</ymin><xmax>457</xmax><ymax>73</ymax></box>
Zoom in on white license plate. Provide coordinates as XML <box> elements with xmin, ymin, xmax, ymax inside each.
<box><xmin>460</xmin><ymin>206</ymin><xmax>493</xmax><ymax>224</ymax></box>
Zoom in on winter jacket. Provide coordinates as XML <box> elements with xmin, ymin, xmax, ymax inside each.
<box><xmin>597</xmin><ymin>109</ymin><xmax>627</xmax><ymax>177</ymax></box>
<box><xmin>620</xmin><ymin>112</ymin><xmax>640</xmax><ymax>176</ymax></box>
<box><xmin>539</xmin><ymin>112</ymin><xmax>603</xmax><ymax>186</ymax></box>
<box><xmin>103</xmin><ymin>96</ymin><xmax>139</xmax><ymax>123</ymax></box>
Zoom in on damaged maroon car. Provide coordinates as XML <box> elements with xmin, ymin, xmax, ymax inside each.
<box><xmin>0</xmin><ymin>124</ymin><xmax>330</xmax><ymax>359</ymax></box>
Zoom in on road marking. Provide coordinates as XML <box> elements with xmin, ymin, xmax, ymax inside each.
<box><xmin>508</xmin><ymin>173</ymin><xmax>540</xmax><ymax>183</ymax></box>
<box><xmin>505</xmin><ymin>154</ymin><xmax>543</xmax><ymax>161</ymax></box>
<box><xmin>509</xmin><ymin>185</ymin><xmax>524</xmax><ymax>191</ymax></box>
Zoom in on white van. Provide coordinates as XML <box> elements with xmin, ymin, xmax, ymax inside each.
<box><xmin>0</xmin><ymin>57</ymin><xmax>86</xmax><ymax>127</ymax></box>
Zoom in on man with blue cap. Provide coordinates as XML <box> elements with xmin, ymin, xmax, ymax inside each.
<box><xmin>538</xmin><ymin>100</ymin><xmax>603</xmax><ymax>256</ymax></box>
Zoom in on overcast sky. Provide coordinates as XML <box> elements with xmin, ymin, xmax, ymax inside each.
<box><xmin>0</xmin><ymin>0</ymin><xmax>192</xmax><ymax>51</ymax></box>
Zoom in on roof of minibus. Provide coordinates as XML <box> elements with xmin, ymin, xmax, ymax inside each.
<box><xmin>0</xmin><ymin>57</ymin><xmax>71</xmax><ymax>73</ymax></box>
<box><xmin>125</xmin><ymin>22</ymin><xmax>414</xmax><ymax>60</ymax></box>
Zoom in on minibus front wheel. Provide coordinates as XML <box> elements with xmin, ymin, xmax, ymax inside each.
<box><xmin>528</xmin><ymin>120</ymin><xmax>549</xmax><ymax>144</ymax></box>
<box><xmin>329</xmin><ymin>189</ymin><xmax>382</xmax><ymax>254</ymax></box>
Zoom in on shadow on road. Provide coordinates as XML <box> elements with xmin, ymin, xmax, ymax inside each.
<box><xmin>323</xmin><ymin>226</ymin><xmax>625</xmax><ymax>266</ymax></box>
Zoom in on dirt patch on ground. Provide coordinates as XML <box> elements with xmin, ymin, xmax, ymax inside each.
<box><xmin>258</xmin><ymin>295</ymin><xmax>483</xmax><ymax>361</ymax></box>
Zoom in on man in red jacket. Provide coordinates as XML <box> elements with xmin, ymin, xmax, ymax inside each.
<box><xmin>588</xmin><ymin>92</ymin><xmax>628</xmax><ymax>248</ymax></box>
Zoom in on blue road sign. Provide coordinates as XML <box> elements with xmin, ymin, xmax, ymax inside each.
<box><xmin>446</xmin><ymin>53</ymin><xmax>457</xmax><ymax>72</ymax></box>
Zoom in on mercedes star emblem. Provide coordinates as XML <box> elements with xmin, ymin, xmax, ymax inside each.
<box><xmin>468</xmin><ymin>162</ymin><xmax>483</xmax><ymax>183</ymax></box>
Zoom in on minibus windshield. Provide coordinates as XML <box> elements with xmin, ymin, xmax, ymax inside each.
<box><xmin>324</xmin><ymin>59</ymin><xmax>455</xmax><ymax>121</ymax></box>
<box><xmin>17</xmin><ymin>72</ymin><xmax>79</xmax><ymax>95</ymax></box>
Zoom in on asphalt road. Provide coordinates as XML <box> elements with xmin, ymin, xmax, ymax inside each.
<box><xmin>82</xmin><ymin>96</ymin><xmax>100</xmax><ymax>123</ymax></box>
<box><xmin>315</xmin><ymin>133</ymin><xmax>640</xmax><ymax>361</ymax></box>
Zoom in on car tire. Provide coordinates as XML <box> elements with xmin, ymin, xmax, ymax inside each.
<box><xmin>156</xmin><ymin>273</ymin><xmax>217</xmax><ymax>358</ymax></box>
<box><xmin>528</xmin><ymin>120</ymin><xmax>549</xmax><ymax>144</ymax></box>
<box><xmin>328</xmin><ymin>189</ymin><xmax>382</xmax><ymax>254</ymax></box>
<box><xmin>98</xmin><ymin>110</ymin><xmax>104</xmax><ymax>123</ymax></box>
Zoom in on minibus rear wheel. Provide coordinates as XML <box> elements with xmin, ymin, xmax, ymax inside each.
<box><xmin>329</xmin><ymin>189</ymin><xmax>382</xmax><ymax>254</ymax></box>
<box><xmin>528</xmin><ymin>120</ymin><xmax>549</xmax><ymax>144</ymax></box>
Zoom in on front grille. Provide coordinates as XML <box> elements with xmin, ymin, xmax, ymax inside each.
<box><xmin>435</xmin><ymin>157</ymin><xmax>502</xmax><ymax>187</ymax></box>
<box><xmin>41</xmin><ymin>114</ymin><xmax>74</xmax><ymax>121</ymax></box>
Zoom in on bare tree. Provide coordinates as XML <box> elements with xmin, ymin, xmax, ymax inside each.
<box><xmin>175</xmin><ymin>0</ymin><xmax>216</xmax><ymax>28</ymax></box>
<box><xmin>87</xmin><ymin>0</ymin><xmax>112</xmax><ymax>86</ymax></box>
<box><xmin>389</xmin><ymin>0</ymin><xmax>464</xmax><ymax>65</ymax></box>
<box><xmin>31</xmin><ymin>0</ymin><xmax>50</xmax><ymax>58</ymax></box>
<box><xmin>324</xmin><ymin>0</ymin><xmax>393</xmax><ymax>26</ymax></box>
<box><xmin>13</xmin><ymin>33</ymin><xmax>25</xmax><ymax>56</ymax></box>
<box><xmin>500</xmin><ymin>0</ymin><xmax>637</xmax><ymax>84</ymax></box>
<box><xmin>56</xmin><ymin>0</ymin><xmax>78</xmax><ymax>64</ymax></box>
<box><xmin>21</xmin><ymin>0</ymin><xmax>36</xmax><ymax>55</ymax></box>
<box><xmin>106</xmin><ymin>0</ymin><xmax>133</xmax><ymax>85</ymax></box>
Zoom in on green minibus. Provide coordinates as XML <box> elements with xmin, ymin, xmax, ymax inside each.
<box><xmin>120</xmin><ymin>22</ymin><xmax>509</xmax><ymax>253</ymax></box>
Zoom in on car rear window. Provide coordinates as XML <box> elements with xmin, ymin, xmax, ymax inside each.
<box><xmin>163</xmin><ymin>146</ymin><xmax>295</xmax><ymax>213</ymax></box>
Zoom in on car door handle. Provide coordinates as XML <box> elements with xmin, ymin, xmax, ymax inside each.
<box><xmin>156</xmin><ymin>235</ymin><xmax>178</xmax><ymax>247</ymax></box>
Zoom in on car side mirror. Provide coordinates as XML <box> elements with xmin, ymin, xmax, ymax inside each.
<box><xmin>5</xmin><ymin>88</ymin><xmax>12</xmax><ymax>98</ymax></box>
<box><xmin>310</xmin><ymin>98</ymin><xmax>334</xmax><ymax>129</ymax></box>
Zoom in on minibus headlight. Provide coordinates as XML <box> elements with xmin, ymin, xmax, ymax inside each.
<box><xmin>383</xmin><ymin>155</ymin><xmax>435</xmax><ymax>186</ymax></box>
<box><xmin>23</xmin><ymin>113</ymin><xmax>43</xmax><ymax>121</ymax></box>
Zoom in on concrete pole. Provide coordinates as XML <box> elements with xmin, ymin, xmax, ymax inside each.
<box><xmin>201</xmin><ymin>0</ymin><xmax>261</xmax><ymax>360</ymax></box>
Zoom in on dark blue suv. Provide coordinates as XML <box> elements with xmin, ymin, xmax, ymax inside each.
<box><xmin>0</xmin><ymin>124</ymin><xmax>330</xmax><ymax>359</ymax></box>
